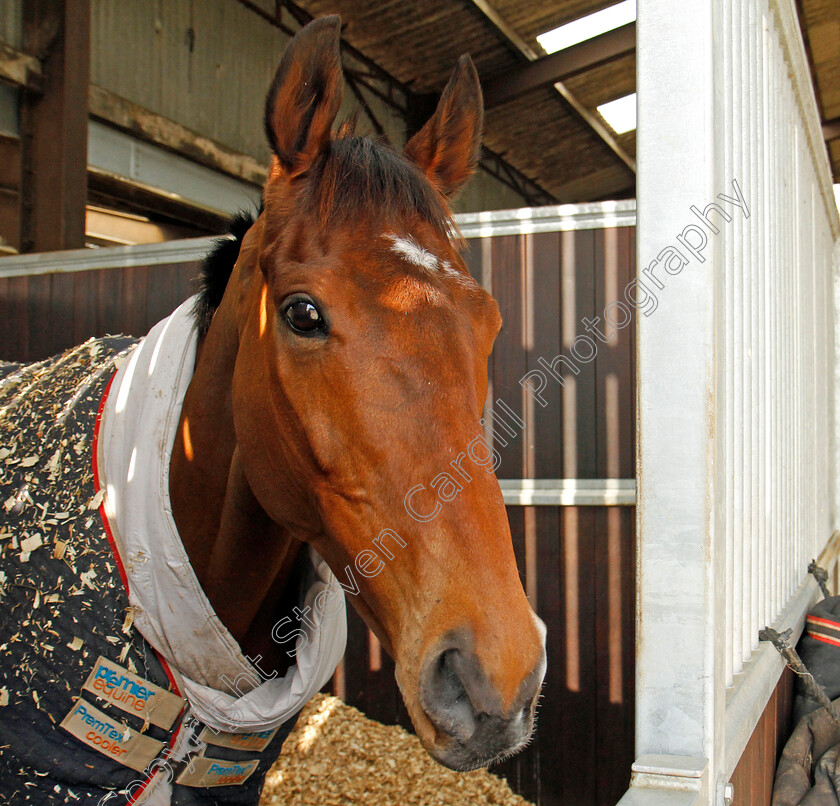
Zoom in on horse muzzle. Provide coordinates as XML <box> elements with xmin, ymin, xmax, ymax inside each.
<box><xmin>417</xmin><ymin>626</ymin><xmax>547</xmax><ymax>771</ymax></box>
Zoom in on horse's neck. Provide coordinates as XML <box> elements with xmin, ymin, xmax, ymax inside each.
<box><xmin>169</xmin><ymin>273</ymin><xmax>301</xmax><ymax>676</ymax></box>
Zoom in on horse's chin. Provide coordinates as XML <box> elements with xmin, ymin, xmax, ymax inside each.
<box><xmin>423</xmin><ymin>729</ymin><xmax>534</xmax><ymax>772</ymax></box>
<box><xmin>422</xmin><ymin>711</ymin><xmax>536</xmax><ymax>772</ymax></box>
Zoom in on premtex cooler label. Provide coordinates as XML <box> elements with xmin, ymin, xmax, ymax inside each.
<box><xmin>60</xmin><ymin>699</ymin><xmax>164</xmax><ymax>772</ymax></box>
<box><xmin>199</xmin><ymin>725</ymin><xmax>279</xmax><ymax>752</ymax></box>
<box><xmin>175</xmin><ymin>756</ymin><xmax>259</xmax><ymax>787</ymax></box>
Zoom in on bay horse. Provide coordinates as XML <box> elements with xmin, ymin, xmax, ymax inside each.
<box><xmin>0</xmin><ymin>15</ymin><xmax>545</xmax><ymax>804</ymax></box>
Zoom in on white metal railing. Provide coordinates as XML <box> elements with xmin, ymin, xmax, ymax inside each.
<box><xmin>0</xmin><ymin>235</ymin><xmax>219</xmax><ymax>278</ymax></box>
<box><xmin>0</xmin><ymin>201</ymin><xmax>637</xmax><ymax>276</ymax></box>
<box><xmin>498</xmin><ymin>478</ymin><xmax>635</xmax><ymax>507</ymax></box>
<box><xmin>628</xmin><ymin>0</ymin><xmax>840</xmax><ymax>803</ymax></box>
<box><xmin>455</xmin><ymin>199</ymin><xmax>637</xmax><ymax>238</ymax></box>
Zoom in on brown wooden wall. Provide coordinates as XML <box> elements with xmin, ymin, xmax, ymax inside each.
<box><xmin>729</xmin><ymin>670</ymin><xmax>794</xmax><ymax>806</ymax></box>
<box><xmin>0</xmin><ymin>134</ymin><xmax>21</xmax><ymax>253</ymax></box>
<box><xmin>0</xmin><ymin>261</ymin><xmax>200</xmax><ymax>363</ymax></box>
<box><xmin>335</xmin><ymin>227</ymin><xmax>638</xmax><ymax>806</ymax></box>
<box><xmin>0</xmin><ymin>226</ymin><xmax>637</xmax><ymax>806</ymax></box>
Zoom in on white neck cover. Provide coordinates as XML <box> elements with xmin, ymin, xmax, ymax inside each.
<box><xmin>98</xmin><ymin>297</ymin><xmax>347</xmax><ymax>733</ymax></box>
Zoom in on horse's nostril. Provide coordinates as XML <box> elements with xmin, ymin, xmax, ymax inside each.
<box><xmin>423</xmin><ymin>649</ymin><xmax>477</xmax><ymax>742</ymax></box>
<box><xmin>436</xmin><ymin>650</ymin><xmax>462</xmax><ymax>697</ymax></box>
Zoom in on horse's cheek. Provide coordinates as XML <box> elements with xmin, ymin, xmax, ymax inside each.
<box><xmin>232</xmin><ymin>339</ymin><xmax>278</xmax><ymax>482</ymax></box>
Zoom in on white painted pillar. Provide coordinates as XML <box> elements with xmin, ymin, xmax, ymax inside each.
<box><xmin>633</xmin><ymin>0</ymin><xmax>725</xmax><ymax>800</ymax></box>
<box><xmin>628</xmin><ymin>0</ymin><xmax>840</xmax><ymax>803</ymax></box>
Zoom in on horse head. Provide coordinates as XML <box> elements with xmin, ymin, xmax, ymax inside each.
<box><xmin>176</xmin><ymin>16</ymin><xmax>546</xmax><ymax>772</ymax></box>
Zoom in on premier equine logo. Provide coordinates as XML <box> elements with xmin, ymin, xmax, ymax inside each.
<box><xmin>93</xmin><ymin>664</ymin><xmax>154</xmax><ymax>706</ymax></box>
<box><xmin>199</xmin><ymin>724</ymin><xmax>279</xmax><ymax>752</ymax></box>
<box><xmin>82</xmin><ymin>656</ymin><xmax>185</xmax><ymax>729</ymax></box>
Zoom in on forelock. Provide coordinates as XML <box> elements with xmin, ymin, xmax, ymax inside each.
<box><xmin>300</xmin><ymin>135</ymin><xmax>456</xmax><ymax>238</ymax></box>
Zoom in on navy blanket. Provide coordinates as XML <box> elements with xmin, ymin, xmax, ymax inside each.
<box><xmin>0</xmin><ymin>340</ymin><xmax>296</xmax><ymax>805</ymax></box>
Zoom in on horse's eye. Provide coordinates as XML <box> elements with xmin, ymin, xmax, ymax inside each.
<box><xmin>284</xmin><ymin>299</ymin><xmax>326</xmax><ymax>335</ymax></box>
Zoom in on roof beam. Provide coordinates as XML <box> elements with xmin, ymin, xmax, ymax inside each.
<box><xmin>481</xmin><ymin>22</ymin><xmax>636</xmax><ymax>110</ymax></box>
<box><xmin>467</xmin><ymin>2</ymin><xmax>635</xmax><ymax>173</ymax></box>
<box><xmin>468</xmin><ymin>0</ymin><xmax>540</xmax><ymax>61</ymax></box>
<box><xmin>479</xmin><ymin>145</ymin><xmax>556</xmax><ymax>206</ymax></box>
<box><xmin>552</xmin><ymin>75</ymin><xmax>635</xmax><ymax>173</ymax></box>
<box><xmin>0</xmin><ymin>42</ymin><xmax>44</xmax><ymax>92</ymax></box>
<box><xmin>88</xmin><ymin>86</ymin><xmax>267</xmax><ymax>186</ymax></box>
<box><xmin>824</xmin><ymin>117</ymin><xmax>840</xmax><ymax>142</ymax></box>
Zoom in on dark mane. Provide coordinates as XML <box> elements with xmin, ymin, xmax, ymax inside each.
<box><xmin>193</xmin><ymin>209</ymin><xmax>257</xmax><ymax>338</ymax></box>
<box><xmin>194</xmin><ymin>133</ymin><xmax>455</xmax><ymax>337</ymax></box>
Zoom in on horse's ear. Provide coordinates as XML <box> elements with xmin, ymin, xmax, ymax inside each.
<box><xmin>404</xmin><ymin>55</ymin><xmax>483</xmax><ymax>197</ymax></box>
<box><xmin>264</xmin><ymin>16</ymin><xmax>344</xmax><ymax>177</ymax></box>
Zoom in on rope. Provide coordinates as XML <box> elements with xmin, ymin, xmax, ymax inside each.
<box><xmin>759</xmin><ymin>626</ymin><xmax>840</xmax><ymax>731</ymax></box>
<box><xmin>809</xmin><ymin>560</ymin><xmax>831</xmax><ymax>599</ymax></box>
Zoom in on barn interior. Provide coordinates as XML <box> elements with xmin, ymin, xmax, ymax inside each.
<box><xmin>0</xmin><ymin>2</ymin><xmax>837</xmax><ymax>253</ymax></box>
<box><xmin>0</xmin><ymin>3</ymin><xmax>839</xmax><ymax>806</ymax></box>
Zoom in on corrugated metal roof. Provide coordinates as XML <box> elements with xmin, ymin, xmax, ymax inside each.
<box><xmin>295</xmin><ymin>0</ymin><xmax>637</xmax><ymax>202</ymax></box>
<box><xmin>81</xmin><ymin>0</ymin><xmax>840</xmax><ymax>203</ymax></box>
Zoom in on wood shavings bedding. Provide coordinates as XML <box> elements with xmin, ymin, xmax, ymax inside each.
<box><xmin>260</xmin><ymin>694</ymin><xmax>533</xmax><ymax>806</ymax></box>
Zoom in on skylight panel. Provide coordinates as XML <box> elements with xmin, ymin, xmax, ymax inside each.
<box><xmin>536</xmin><ymin>0</ymin><xmax>636</xmax><ymax>55</ymax></box>
<box><xmin>595</xmin><ymin>92</ymin><xmax>637</xmax><ymax>134</ymax></box>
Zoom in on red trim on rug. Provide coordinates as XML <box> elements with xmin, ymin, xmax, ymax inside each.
<box><xmin>125</xmin><ymin>768</ymin><xmax>159</xmax><ymax>805</ymax></box>
<box><xmin>807</xmin><ymin>631</ymin><xmax>840</xmax><ymax>649</ymax></box>
<box><xmin>157</xmin><ymin>654</ymin><xmax>183</xmax><ymax>697</ymax></box>
<box><xmin>92</xmin><ymin>371</ymin><xmax>130</xmax><ymax>592</ymax></box>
